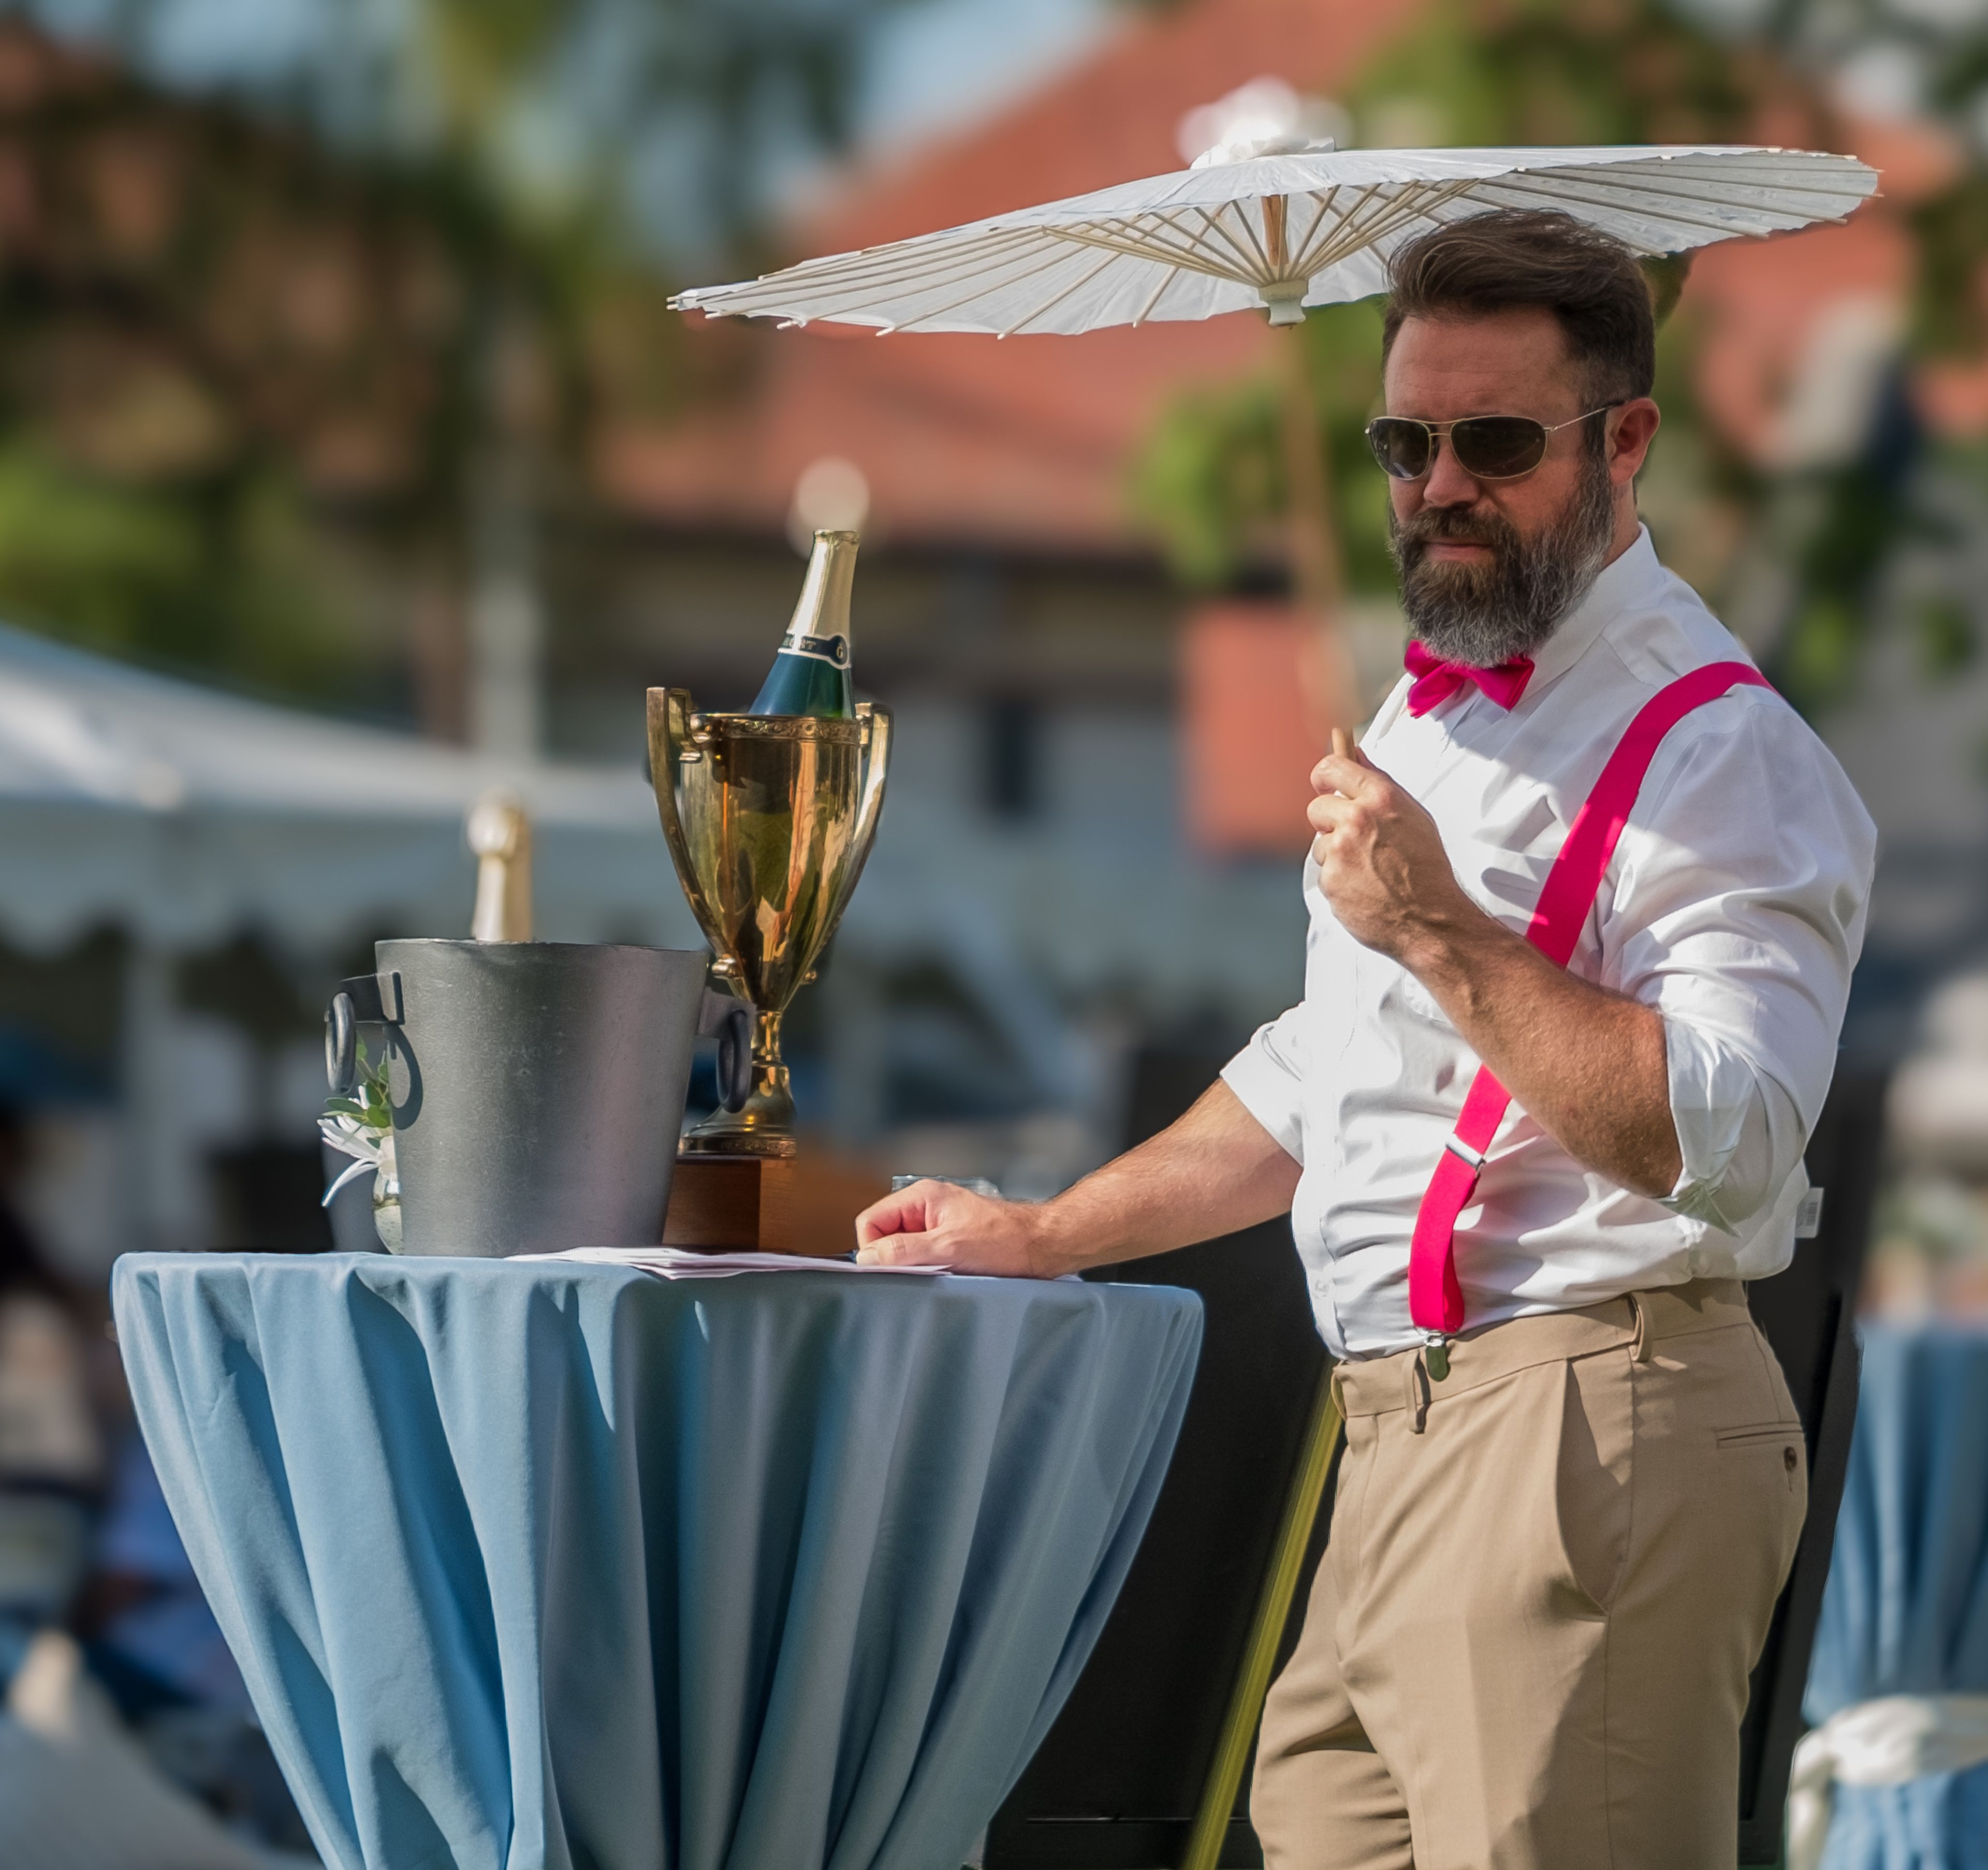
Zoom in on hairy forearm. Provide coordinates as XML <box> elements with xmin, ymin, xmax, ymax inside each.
<box><xmin>1402</xmin><ymin>906</ymin><xmax>1682</xmax><ymax>1198</ymax></box>
<box><xmin>1033</xmin><ymin>1080</ymin><xmax>1301</xmax><ymax>1274</ymax></box>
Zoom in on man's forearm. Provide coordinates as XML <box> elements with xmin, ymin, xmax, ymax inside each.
<box><xmin>1402</xmin><ymin>906</ymin><xmax>1682</xmax><ymax>1198</ymax></box>
<box><xmin>1306</xmin><ymin>741</ymin><xmax>1682</xmax><ymax>1201</ymax></box>
<box><xmin>1033</xmin><ymin>1079</ymin><xmax>1301</xmax><ymax>1274</ymax></box>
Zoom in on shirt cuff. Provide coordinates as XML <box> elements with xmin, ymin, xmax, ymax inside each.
<box><xmin>1221</xmin><ymin>1026</ymin><xmax>1306</xmax><ymax>1166</ymax></box>
<box><xmin>1660</xmin><ymin>1015</ymin><xmax>1786</xmax><ymax>1233</ymax></box>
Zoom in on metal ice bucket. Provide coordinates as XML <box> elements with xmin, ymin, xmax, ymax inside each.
<box><xmin>325</xmin><ymin>940</ymin><xmax>751</xmax><ymax>1258</ymax></box>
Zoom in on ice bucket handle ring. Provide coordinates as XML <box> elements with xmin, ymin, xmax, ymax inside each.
<box><xmin>326</xmin><ymin>991</ymin><xmax>357</xmax><ymax>1095</ymax></box>
<box><xmin>326</xmin><ymin>971</ymin><xmax>397</xmax><ymax>1095</ymax></box>
<box><xmin>699</xmin><ymin>986</ymin><xmax>753</xmax><ymax>1114</ymax></box>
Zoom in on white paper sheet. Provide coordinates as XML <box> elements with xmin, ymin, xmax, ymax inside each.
<box><xmin>514</xmin><ymin>1245</ymin><xmax>949</xmax><ymax>1279</ymax></box>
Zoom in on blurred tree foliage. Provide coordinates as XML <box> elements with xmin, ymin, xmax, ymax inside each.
<box><xmin>0</xmin><ymin>0</ymin><xmax>915</xmax><ymax>716</ymax></box>
<box><xmin>405</xmin><ymin>0</ymin><xmax>925</xmax><ymax>251</ymax></box>
<box><xmin>1726</xmin><ymin>0</ymin><xmax>1988</xmax><ymax>711</ymax></box>
<box><xmin>0</xmin><ymin>20</ymin><xmax>566</xmax><ymax>708</ymax></box>
<box><xmin>1134</xmin><ymin>298</ymin><xmax>1395</xmax><ymax>594</ymax></box>
<box><xmin>1736</xmin><ymin>0</ymin><xmax>1988</xmax><ymax>355</ymax></box>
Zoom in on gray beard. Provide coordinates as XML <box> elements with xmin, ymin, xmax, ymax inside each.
<box><xmin>1388</xmin><ymin>455</ymin><xmax>1617</xmax><ymax>667</ymax></box>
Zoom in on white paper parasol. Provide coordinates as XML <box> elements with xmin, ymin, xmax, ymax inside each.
<box><xmin>671</xmin><ymin>142</ymin><xmax>1877</xmax><ymax>334</ymax></box>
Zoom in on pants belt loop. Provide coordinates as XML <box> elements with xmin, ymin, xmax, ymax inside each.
<box><xmin>1629</xmin><ymin>1291</ymin><xmax>1652</xmax><ymax>1363</ymax></box>
<box><xmin>1328</xmin><ymin>1361</ymin><xmax>1346</xmax><ymax>1423</ymax></box>
<box><xmin>1405</xmin><ymin>1347</ymin><xmax>1430</xmax><ymax>1434</ymax></box>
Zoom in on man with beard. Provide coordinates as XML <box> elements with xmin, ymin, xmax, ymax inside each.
<box><xmin>855</xmin><ymin>209</ymin><xmax>1875</xmax><ymax>1868</ymax></box>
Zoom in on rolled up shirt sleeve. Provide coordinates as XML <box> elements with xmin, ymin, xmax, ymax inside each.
<box><xmin>1223</xmin><ymin>1004</ymin><xmax>1308</xmax><ymax>1165</ymax></box>
<box><xmin>1660</xmin><ymin>1015</ymin><xmax>1805</xmax><ymax>1232</ymax></box>
<box><xmin>1606</xmin><ymin>690</ymin><xmax>1876</xmax><ymax>1233</ymax></box>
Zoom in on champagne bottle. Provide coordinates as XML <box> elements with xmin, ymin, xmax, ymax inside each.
<box><xmin>749</xmin><ymin>529</ymin><xmax>857</xmax><ymax>717</ymax></box>
<box><xmin>467</xmin><ymin>794</ymin><xmax>533</xmax><ymax>941</ymax></box>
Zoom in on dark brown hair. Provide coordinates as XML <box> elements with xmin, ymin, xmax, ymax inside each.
<box><xmin>1381</xmin><ymin>209</ymin><xmax>1657</xmax><ymax>406</ymax></box>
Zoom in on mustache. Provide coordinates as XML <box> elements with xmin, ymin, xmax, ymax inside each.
<box><xmin>1392</xmin><ymin>503</ymin><xmax>1519</xmax><ymax>561</ymax></box>
<box><xmin>1386</xmin><ymin>450</ymin><xmax>1617</xmax><ymax>668</ymax></box>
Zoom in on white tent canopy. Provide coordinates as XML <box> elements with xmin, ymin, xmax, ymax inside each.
<box><xmin>0</xmin><ymin>623</ymin><xmax>698</xmax><ymax>955</ymax></box>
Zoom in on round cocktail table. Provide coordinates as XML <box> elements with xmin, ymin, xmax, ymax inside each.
<box><xmin>1801</xmin><ymin>1322</ymin><xmax>1988</xmax><ymax>1869</ymax></box>
<box><xmin>112</xmin><ymin>1253</ymin><xmax>1202</xmax><ymax>1870</ymax></box>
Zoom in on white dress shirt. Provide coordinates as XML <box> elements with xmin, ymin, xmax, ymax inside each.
<box><xmin>1222</xmin><ymin>528</ymin><xmax>1877</xmax><ymax>1360</ymax></box>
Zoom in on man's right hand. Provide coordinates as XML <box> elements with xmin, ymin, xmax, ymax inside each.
<box><xmin>852</xmin><ymin>1080</ymin><xmax>1300</xmax><ymax>1280</ymax></box>
<box><xmin>854</xmin><ymin>1180</ymin><xmax>1054</xmax><ymax>1276</ymax></box>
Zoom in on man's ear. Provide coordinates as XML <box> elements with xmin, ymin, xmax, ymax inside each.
<box><xmin>1609</xmin><ymin>399</ymin><xmax>1660</xmax><ymax>485</ymax></box>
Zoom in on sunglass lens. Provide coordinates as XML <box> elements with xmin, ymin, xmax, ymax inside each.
<box><xmin>1366</xmin><ymin>419</ymin><xmax>1431</xmax><ymax>481</ymax></box>
<box><xmin>1450</xmin><ymin>416</ymin><xmax>1549</xmax><ymax>480</ymax></box>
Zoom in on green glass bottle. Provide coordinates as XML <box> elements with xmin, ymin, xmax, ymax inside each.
<box><xmin>749</xmin><ymin>528</ymin><xmax>857</xmax><ymax>717</ymax></box>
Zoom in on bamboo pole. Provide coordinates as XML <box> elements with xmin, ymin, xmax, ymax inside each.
<box><xmin>1275</xmin><ymin>325</ymin><xmax>1343</xmax><ymax>614</ymax></box>
<box><xmin>1274</xmin><ymin>324</ymin><xmax>1362</xmax><ymax>750</ymax></box>
<box><xmin>1180</xmin><ymin>1363</ymin><xmax>1343</xmax><ymax>1870</ymax></box>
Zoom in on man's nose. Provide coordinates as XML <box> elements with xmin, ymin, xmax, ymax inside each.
<box><xmin>1421</xmin><ymin>437</ymin><xmax>1483</xmax><ymax>507</ymax></box>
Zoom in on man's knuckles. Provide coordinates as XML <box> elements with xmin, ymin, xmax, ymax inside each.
<box><xmin>1309</xmin><ymin>797</ymin><xmax>1382</xmax><ymax>839</ymax></box>
<box><xmin>862</xmin><ymin>1232</ymin><xmax>938</xmax><ymax>1265</ymax></box>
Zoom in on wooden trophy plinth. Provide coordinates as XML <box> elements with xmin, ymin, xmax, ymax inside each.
<box><xmin>662</xmin><ymin>1151</ymin><xmax>892</xmax><ymax>1258</ymax></box>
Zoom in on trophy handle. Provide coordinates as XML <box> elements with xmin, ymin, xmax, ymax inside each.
<box><xmin>824</xmin><ymin>702</ymin><xmax>891</xmax><ymax>936</ymax></box>
<box><xmin>646</xmin><ymin>687</ymin><xmax>732</xmax><ymax>959</ymax></box>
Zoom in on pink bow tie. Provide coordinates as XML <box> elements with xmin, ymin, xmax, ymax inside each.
<box><xmin>1404</xmin><ymin>640</ymin><xmax>1535</xmax><ymax>717</ymax></box>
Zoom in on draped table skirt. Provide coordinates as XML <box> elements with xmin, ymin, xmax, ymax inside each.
<box><xmin>111</xmin><ymin>1253</ymin><xmax>1203</xmax><ymax>1870</ymax></box>
<box><xmin>1805</xmin><ymin>1324</ymin><xmax>1988</xmax><ymax>1870</ymax></box>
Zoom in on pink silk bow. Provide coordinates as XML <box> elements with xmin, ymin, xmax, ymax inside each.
<box><xmin>1403</xmin><ymin>640</ymin><xmax>1535</xmax><ymax>717</ymax></box>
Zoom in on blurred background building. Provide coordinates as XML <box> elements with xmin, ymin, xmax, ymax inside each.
<box><xmin>6</xmin><ymin>0</ymin><xmax>1985</xmax><ymax>1233</ymax></box>
<box><xmin>0</xmin><ymin>0</ymin><xmax>1986</xmax><ymax>1851</ymax></box>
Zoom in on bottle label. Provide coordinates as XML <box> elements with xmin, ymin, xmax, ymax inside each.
<box><xmin>781</xmin><ymin>631</ymin><xmax>851</xmax><ymax>669</ymax></box>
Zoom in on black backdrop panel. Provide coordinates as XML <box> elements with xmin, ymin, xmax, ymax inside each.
<box><xmin>1736</xmin><ymin>1070</ymin><xmax>1884</xmax><ymax>1862</ymax></box>
<box><xmin>986</xmin><ymin>1053</ymin><xmax>1882</xmax><ymax>1870</ymax></box>
<box><xmin>986</xmin><ymin>1049</ymin><xmax>1332</xmax><ymax>1870</ymax></box>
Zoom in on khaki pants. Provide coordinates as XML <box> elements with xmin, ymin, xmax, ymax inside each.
<box><xmin>1251</xmin><ymin>1279</ymin><xmax>1807</xmax><ymax>1870</ymax></box>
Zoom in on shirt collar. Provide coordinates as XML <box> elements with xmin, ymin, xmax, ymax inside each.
<box><xmin>1519</xmin><ymin>525</ymin><xmax>1665</xmax><ymax>698</ymax></box>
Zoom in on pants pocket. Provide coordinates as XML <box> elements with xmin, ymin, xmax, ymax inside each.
<box><xmin>1555</xmin><ymin>1351</ymin><xmax>1635</xmax><ymax>1614</ymax></box>
<box><xmin>1713</xmin><ymin>1422</ymin><xmax>1804</xmax><ymax>1450</ymax></box>
<box><xmin>1714</xmin><ymin>1421</ymin><xmax>1807</xmax><ymax>1500</ymax></box>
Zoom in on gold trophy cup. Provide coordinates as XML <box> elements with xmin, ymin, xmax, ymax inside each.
<box><xmin>647</xmin><ymin>689</ymin><xmax>891</xmax><ymax>1156</ymax></box>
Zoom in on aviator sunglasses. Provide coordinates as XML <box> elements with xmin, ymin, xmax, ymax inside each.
<box><xmin>1364</xmin><ymin>407</ymin><xmax>1615</xmax><ymax>483</ymax></box>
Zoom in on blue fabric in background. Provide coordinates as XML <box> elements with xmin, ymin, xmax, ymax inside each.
<box><xmin>111</xmin><ymin>1254</ymin><xmax>1203</xmax><ymax>1870</ymax></box>
<box><xmin>1807</xmin><ymin>1324</ymin><xmax>1988</xmax><ymax>1870</ymax></box>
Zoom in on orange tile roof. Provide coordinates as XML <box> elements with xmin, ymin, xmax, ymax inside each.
<box><xmin>810</xmin><ymin>0</ymin><xmax>1420</xmax><ymax>252</ymax></box>
<box><xmin>602</xmin><ymin>0</ymin><xmax>1978</xmax><ymax>556</ymax></box>
<box><xmin>597</xmin><ymin>316</ymin><xmax>1277</xmax><ymax>554</ymax></box>
<box><xmin>602</xmin><ymin>0</ymin><xmax>1426</xmax><ymax>554</ymax></box>
<box><xmin>1686</xmin><ymin>214</ymin><xmax>1913</xmax><ymax>462</ymax></box>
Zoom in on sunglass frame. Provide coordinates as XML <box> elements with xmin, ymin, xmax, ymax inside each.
<box><xmin>1364</xmin><ymin>407</ymin><xmax>1617</xmax><ymax>483</ymax></box>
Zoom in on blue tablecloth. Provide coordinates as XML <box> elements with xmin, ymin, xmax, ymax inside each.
<box><xmin>1808</xmin><ymin>1323</ymin><xmax>1988</xmax><ymax>1869</ymax></box>
<box><xmin>111</xmin><ymin>1254</ymin><xmax>1203</xmax><ymax>1870</ymax></box>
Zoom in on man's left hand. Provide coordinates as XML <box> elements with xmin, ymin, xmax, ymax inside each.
<box><xmin>1307</xmin><ymin>746</ymin><xmax>1475</xmax><ymax>963</ymax></box>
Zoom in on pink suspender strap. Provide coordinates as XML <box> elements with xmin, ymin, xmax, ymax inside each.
<box><xmin>1406</xmin><ymin>661</ymin><xmax>1774</xmax><ymax>1336</ymax></box>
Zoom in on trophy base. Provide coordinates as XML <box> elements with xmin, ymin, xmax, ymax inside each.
<box><xmin>682</xmin><ymin>1051</ymin><xmax>798</xmax><ymax>1157</ymax></box>
<box><xmin>678</xmin><ymin>1125</ymin><xmax>798</xmax><ymax>1159</ymax></box>
<box><xmin>663</xmin><ymin>1152</ymin><xmax>890</xmax><ymax>1257</ymax></box>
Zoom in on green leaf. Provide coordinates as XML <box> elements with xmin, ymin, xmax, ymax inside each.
<box><xmin>1919</xmin><ymin>597</ymin><xmax>1975</xmax><ymax>678</ymax></box>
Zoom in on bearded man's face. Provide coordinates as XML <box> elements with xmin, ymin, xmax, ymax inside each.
<box><xmin>1379</xmin><ymin>307</ymin><xmax>1640</xmax><ymax>669</ymax></box>
<box><xmin>1387</xmin><ymin>447</ymin><xmax>1615</xmax><ymax>667</ymax></box>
